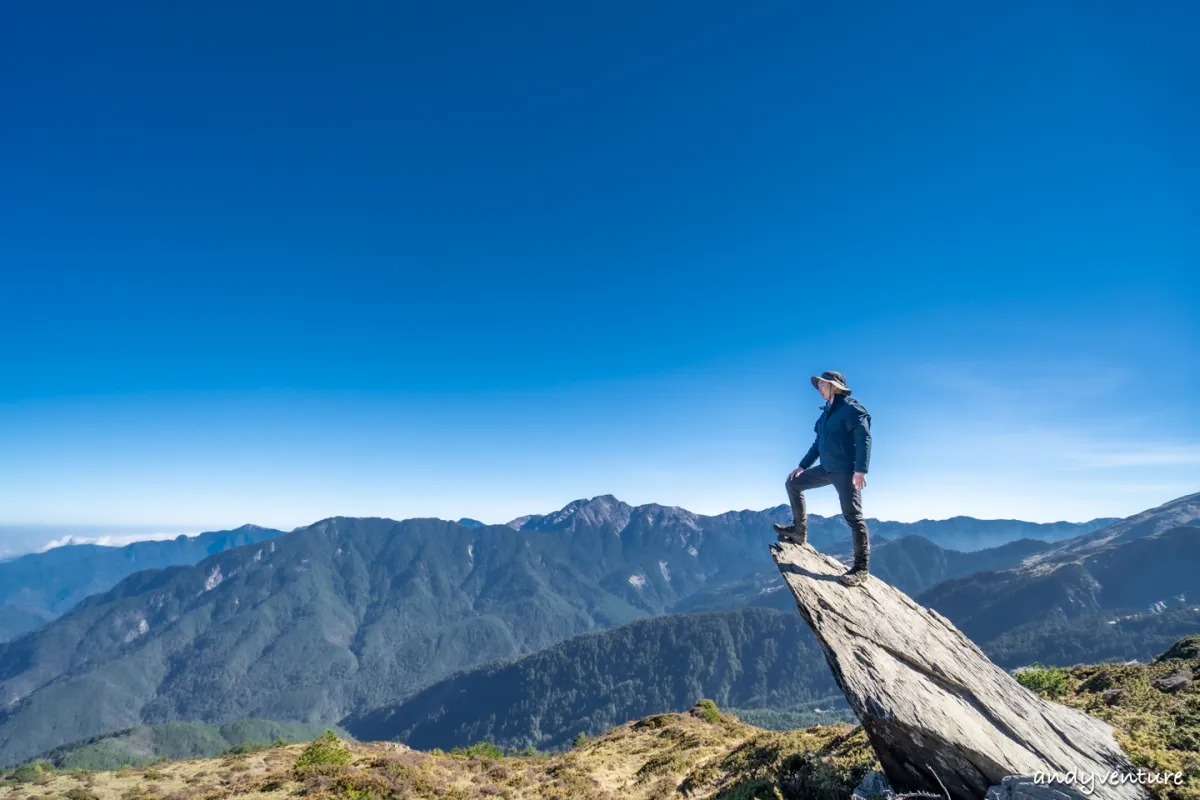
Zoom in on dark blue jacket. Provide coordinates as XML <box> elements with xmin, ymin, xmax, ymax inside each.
<box><xmin>798</xmin><ymin>394</ymin><xmax>872</xmax><ymax>474</ymax></box>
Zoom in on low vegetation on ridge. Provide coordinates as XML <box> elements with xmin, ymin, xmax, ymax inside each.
<box><xmin>1018</xmin><ymin>635</ymin><xmax>1200</xmax><ymax>800</ymax></box>
<box><xmin>0</xmin><ymin>704</ymin><xmax>877</xmax><ymax>800</ymax></box>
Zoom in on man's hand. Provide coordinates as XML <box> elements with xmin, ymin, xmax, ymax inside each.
<box><xmin>852</xmin><ymin>472</ymin><xmax>867</xmax><ymax>490</ymax></box>
<box><xmin>789</xmin><ymin>467</ymin><xmax>806</xmax><ymax>481</ymax></box>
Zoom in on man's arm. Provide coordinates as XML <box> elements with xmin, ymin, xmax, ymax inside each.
<box><xmin>852</xmin><ymin>412</ymin><xmax>871</xmax><ymax>473</ymax></box>
<box><xmin>798</xmin><ymin>438</ymin><xmax>819</xmax><ymax>470</ymax></box>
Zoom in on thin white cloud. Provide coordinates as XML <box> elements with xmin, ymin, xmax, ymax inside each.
<box><xmin>38</xmin><ymin>531</ymin><xmax>197</xmax><ymax>552</ymax></box>
<box><xmin>1075</xmin><ymin>447</ymin><xmax>1200</xmax><ymax>468</ymax></box>
<box><xmin>959</xmin><ymin>425</ymin><xmax>1200</xmax><ymax>469</ymax></box>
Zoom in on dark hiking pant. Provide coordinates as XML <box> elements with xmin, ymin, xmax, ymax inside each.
<box><xmin>785</xmin><ymin>465</ymin><xmax>870</xmax><ymax>560</ymax></box>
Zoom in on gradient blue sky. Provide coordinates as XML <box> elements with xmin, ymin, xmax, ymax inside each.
<box><xmin>2</xmin><ymin>1</ymin><xmax>1197</xmax><ymax>544</ymax></box>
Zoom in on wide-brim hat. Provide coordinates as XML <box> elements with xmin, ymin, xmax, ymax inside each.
<box><xmin>811</xmin><ymin>370</ymin><xmax>852</xmax><ymax>395</ymax></box>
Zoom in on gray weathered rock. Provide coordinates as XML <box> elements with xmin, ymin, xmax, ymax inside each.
<box><xmin>855</xmin><ymin>769</ymin><xmax>896</xmax><ymax>799</ymax></box>
<box><xmin>1151</xmin><ymin>667</ymin><xmax>1192</xmax><ymax>693</ymax></box>
<box><xmin>771</xmin><ymin>542</ymin><xmax>1150</xmax><ymax>800</ymax></box>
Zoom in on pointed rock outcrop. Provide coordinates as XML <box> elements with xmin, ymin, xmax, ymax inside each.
<box><xmin>770</xmin><ymin>542</ymin><xmax>1150</xmax><ymax>800</ymax></box>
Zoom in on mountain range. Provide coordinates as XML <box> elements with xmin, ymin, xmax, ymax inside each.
<box><xmin>342</xmin><ymin>607</ymin><xmax>838</xmax><ymax>751</ymax></box>
<box><xmin>0</xmin><ymin>524</ymin><xmax>286</xmax><ymax>641</ymax></box>
<box><xmin>921</xmin><ymin>493</ymin><xmax>1200</xmax><ymax>642</ymax></box>
<box><xmin>0</xmin><ymin>501</ymin><xmax>791</xmax><ymax>764</ymax></box>
<box><xmin>848</xmin><ymin>515</ymin><xmax>1117</xmax><ymax>552</ymax></box>
<box><xmin>338</xmin><ymin>579</ymin><xmax>1200</xmax><ymax>753</ymax></box>
<box><xmin>0</xmin><ymin>501</ymin><xmax>1113</xmax><ymax>645</ymax></box>
<box><xmin>672</xmin><ymin>533</ymin><xmax>1057</xmax><ymax>614</ymax></box>
<box><xmin>0</xmin><ymin>494</ymin><xmax>1184</xmax><ymax>766</ymax></box>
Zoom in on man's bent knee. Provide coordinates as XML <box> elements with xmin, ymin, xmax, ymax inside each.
<box><xmin>786</xmin><ymin>476</ymin><xmax>811</xmax><ymax>493</ymax></box>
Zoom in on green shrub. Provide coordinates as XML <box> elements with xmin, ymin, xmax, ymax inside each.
<box><xmin>10</xmin><ymin>762</ymin><xmax>50</xmax><ymax>783</ymax></box>
<box><xmin>696</xmin><ymin>698</ymin><xmax>721</xmax><ymax>723</ymax></box>
<box><xmin>777</xmin><ymin>747</ymin><xmax>872</xmax><ymax>800</ymax></box>
<box><xmin>65</xmin><ymin>788</ymin><xmax>101</xmax><ymax>800</ymax></box>
<box><xmin>329</xmin><ymin>769</ymin><xmax>395</xmax><ymax>800</ymax></box>
<box><xmin>450</xmin><ymin>741</ymin><xmax>504</xmax><ymax>759</ymax></box>
<box><xmin>294</xmin><ymin>730</ymin><xmax>352</xmax><ymax>770</ymax></box>
<box><xmin>1015</xmin><ymin>664</ymin><xmax>1071</xmax><ymax>697</ymax></box>
<box><xmin>1155</xmin><ymin>635</ymin><xmax>1200</xmax><ymax>663</ymax></box>
<box><xmin>571</xmin><ymin>732</ymin><xmax>590</xmax><ymax>749</ymax></box>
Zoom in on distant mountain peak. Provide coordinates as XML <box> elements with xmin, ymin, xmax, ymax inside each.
<box><xmin>1023</xmin><ymin>490</ymin><xmax>1200</xmax><ymax>567</ymax></box>
<box><xmin>511</xmin><ymin>494</ymin><xmax>634</xmax><ymax>532</ymax></box>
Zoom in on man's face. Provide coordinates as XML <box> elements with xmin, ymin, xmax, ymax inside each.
<box><xmin>817</xmin><ymin>380</ymin><xmax>834</xmax><ymax>402</ymax></box>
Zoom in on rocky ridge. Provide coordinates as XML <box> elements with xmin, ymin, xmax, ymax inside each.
<box><xmin>771</xmin><ymin>541</ymin><xmax>1151</xmax><ymax>800</ymax></box>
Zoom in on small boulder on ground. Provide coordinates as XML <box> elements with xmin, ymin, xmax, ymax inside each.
<box><xmin>855</xmin><ymin>769</ymin><xmax>894</xmax><ymax>799</ymax></box>
<box><xmin>1152</xmin><ymin>667</ymin><xmax>1193</xmax><ymax>694</ymax></box>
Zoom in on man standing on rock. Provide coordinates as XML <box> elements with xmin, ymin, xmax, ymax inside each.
<box><xmin>774</xmin><ymin>370</ymin><xmax>872</xmax><ymax>586</ymax></box>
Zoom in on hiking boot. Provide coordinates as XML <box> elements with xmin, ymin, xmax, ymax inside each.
<box><xmin>839</xmin><ymin>556</ymin><xmax>869</xmax><ymax>587</ymax></box>
<box><xmin>773</xmin><ymin>523</ymin><xmax>807</xmax><ymax>545</ymax></box>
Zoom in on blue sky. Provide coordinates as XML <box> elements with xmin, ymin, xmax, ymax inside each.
<box><xmin>1</xmin><ymin>1</ymin><xmax>1197</xmax><ymax>543</ymax></box>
